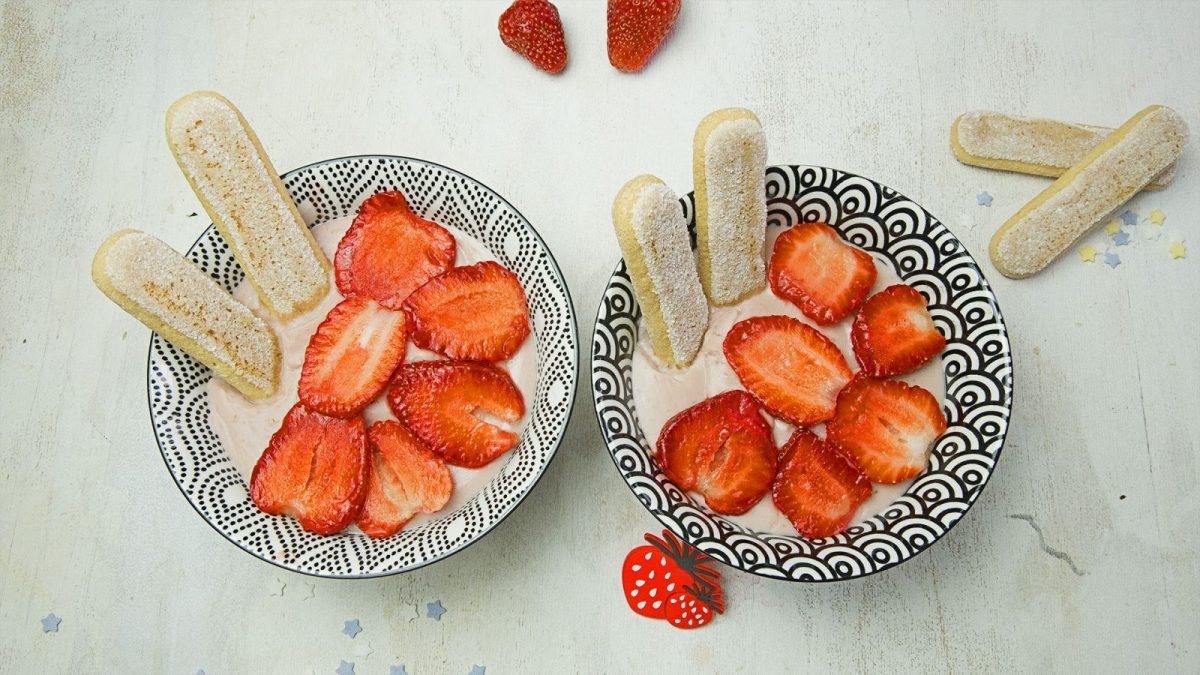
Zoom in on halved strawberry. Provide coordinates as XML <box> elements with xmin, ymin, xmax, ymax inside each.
<box><xmin>404</xmin><ymin>261</ymin><xmax>531</xmax><ymax>361</ymax></box>
<box><xmin>250</xmin><ymin>403</ymin><xmax>367</xmax><ymax>535</ymax></box>
<box><xmin>664</xmin><ymin>584</ymin><xmax>724</xmax><ymax>630</ymax></box>
<box><xmin>723</xmin><ymin>316</ymin><xmax>853</xmax><ymax>425</ymax></box>
<box><xmin>655</xmin><ymin>391</ymin><xmax>776</xmax><ymax>515</ymax></box>
<box><xmin>607</xmin><ymin>0</ymin><xmax>681</xmax><ymax>73</ymax></box>
<box><xmin>499</xmin><ymin>0</ymin><xmax>568</xmax><ymax>74</ymax></box>
<box><xmin>356</xmin><ymin>421</ymin><xmax>453</xmax><ymax>539</ymax></box>
<box><xmin>335</xmin><ymin>191</ymin><xmax>456</xmax><ymax>309</ymax></box>
<box><xmin>387</xmin><ymin>361</ymin><xmax>525</xmax><ymax>468</ymax></box>
<box><xmin>826</xmin><ymin>374</ymin><xmax>948</xmax><ymax>484</ymax></box>
<box><xmin>298</xmin><ymin>297</ymin><xmax>408</xmax><ymax>417</ymax></box>
<box><xmin>772</xmin><ymin>429</ymin><xmax>872</xmax><ymax>539</ymax></box>
<box><xmin>851</xmin><ymin>284</ymin><xmax>947</xmax><ymax>377</ymax></box>
<box><xmin>768</xmin><ymin>221</ymin><xmax>878</xmax><ymax>325</ymax></box>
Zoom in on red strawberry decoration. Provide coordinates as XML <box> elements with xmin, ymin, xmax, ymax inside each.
<box><xmin>335</xmin><ymin>191</ymin><xmax>456</xmax><ymax>309</ymax></box>
<box><xmin>298</xmin><ymin>297</ymin><xmax>408</xmax><ymax>417</ymax></box>
<box><xmin>404</xmin><ymin>261</ymin><xmax>531</xmax><ymax>361</ymax></box>
<box><xmin>621</xmin><ymin>529</ymin><xmax>723</xmax><ymax>627</ymax></box>
<box><xmin>826</xmin><ymin>374</ymin><xmax>947</xmax><ymax>484</ymax></box>
<box><xmin>723</xmin><ymin>315</ymin><xmax>853</xmax><ymax>425</ymax></box>
<box><xmin>656</xmin><ymin>390</ymin><xmax>776</xmax><ymax>515</ymax></box>
<box><xmin>356</xmin><ymin>420</ymin><xmax>454</xmax><ymax>539</ymax></box>
<box><xmin>851</xmin><ymin>284</ymin><xmax>946</xmax><ymax>377</ymax></box>
<box><xmin>665</xmin><ymin>584</ymin><xmax>723</xmax><ymax>629</ymax></box>
<box><xmin>772</xmin><ymin>429</ymin><xmax>872</xmax><ymax>539</ymax></box>
<box><xmin>250</xmin><ymin>403</ymin><xmax>368</xmax><ymax>535</ymax></box>
<box><xmin>387</xmin><ymin>360</ymin><xmax>525</xmax><ymax>468</ymax></box>
<box><xmin>607</xmin><ymin>0</ymin><xmax>681</xmax><ymax>73</ymax></box>
<box><xmin>768</xmin><ymin>221</ymin><xmax>878</xmax><ymax>325</ymax></box>
<box><xmin>499</xmin><ymin>0</ymin><xmax>568</xmax><ymax>74</ymax></box>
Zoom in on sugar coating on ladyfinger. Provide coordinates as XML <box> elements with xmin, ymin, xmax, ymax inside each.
<box><xmin>613</xmin><ymin>176</ymin><xmax>708</xmax><ymax>367</ymax></box>
<box><xmin>92</xmin><ymin>229</ymin><xmax>281</xmax><ymax>399</ymax></box>
<box><xmin>693</xmin><ymin>108</ymin><xmax>768</xmax><ymax>306</ymax></box>
<box><xmin>952</xmin><ymin>110</ymin><xmax>1176</xmax><ymax>190</ymax></box>
<box><xmin>989</xmin><ymin>105</ymin><xmax>1188</xmax><ymax>279</ymax></box>
<box><xmin>166</xmin><ymin>91</ymin><xmax>329</xmax><ymax>319</ymax></box>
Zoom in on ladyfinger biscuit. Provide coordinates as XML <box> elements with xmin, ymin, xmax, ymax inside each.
<box><xmin>693</xmin><ymin>108</ymin><xmax>768</xmax><ymax>306</ymax></box>
<box><xmin>613</xmin><ymin>175</ymin><xmax>708</xmax><ymax>367</ymax></box>
<box><xmin>166</xmin><ymin>91</ymin><xmax>329</xmax><ymax>319</ymax></box>
<box><xmin>93</xmin><ymin>229</ymin><xmax>281</xmax><ymax>399</ymax></box>
<box><xmin>952</xmin><ymin>110</ymin><xmax>1176</xmax><ymax>190</ymax></box>
<box><xmin>989</xmin><ymin>105</ymin><xmax>1188</xmax><ymax>278</ymax></box>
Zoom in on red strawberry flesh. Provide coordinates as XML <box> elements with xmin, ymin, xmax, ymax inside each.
<box><xmin>723</xmin><ymin>315</ymin><xmax>853</xmax><ymax>425</ymax></box>
<box><xmin>250</xmin><ymin>403</ymin><xmax>367</xmax><ymax>535</ymax></box>
<box><xmin>852</xmin><ymin>284</ymin><xmax>947</xmax><ymax>377</ymax></box>
<box><xmin>404</xmin><ymin>261</ymin><xmax>531</xmax><ymax>361</ymax></box>
<box><xmin>335</xmin><ymin>191</ymin><xmax>456</xmax><ymax>309</ymax></box>
<box><xmin>356</xmin><ymin>420</ymin><xmax>453</xmax><ymax>539</ymax></box>
<box><xmin>655</xmin><ymin>390</ymin><xmax>776</xmax><ymax>515</ymax></box>
<box><xmin>772</xmin><ymin>429</ymin><xmax>872</xmax><ymax>539</ymax></box>
<box><xmin>299</xmin><ymin>296</ymin><xmax>408</xmax><ymax>417</ymax></box>
<box><xmin>388</xmin><ymin>360</ymin><xmax>525</xmax><ymax>468</ymax></box>
<box><xmin>768</xmin><ymin>221</ymin><xmax>877</xmax><ymax>325</ymax></box>
<box><xmin>499</xmin><ymin>0</ymin><xmax>568</xmax><ymax>74</ymax></box>
<box><xmin>826</xmin><ymin>374</ymin><xmax>948</xmax><ymax>484</ymax></box>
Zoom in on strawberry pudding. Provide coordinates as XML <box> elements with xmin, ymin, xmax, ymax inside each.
<box><xmin>631</xmin><ymin>225</ymin><xmax>947</xmax><ymax>538</ymax></box>
<box><xmin>209</xmin><ymin>192</ymin><xmax>537</xmax><ymax>537</ymax></box>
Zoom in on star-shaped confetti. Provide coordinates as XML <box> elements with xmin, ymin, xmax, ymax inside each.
<box><xmin>40</xmin><ymin>614</ymin><xmax>61</xmax><ymax>633</ymax></box>
<box><xmin>1168</xmin><ymin>241</ymin><xmax>1187</xmax><ymax>259</ymax></box>
<box><xmin>1079</xmin><ymin>245</ymin><xmax>1099</xmax><ymax>262</ymax></box>
<box><xmin>196</xmin><ymin>671</ymin><xmax>206</xmax><ymax>675</ymax></box>
<box><xmin>1103</xmin><ymin>252</ymin><xmax>1121</xmax><ymax>268</ymax></box>
<box><xmin>1104</xmin><ymin>219</ymin><xmax>1122</xmax><ymax>235</ymax></box>
<box><xmin>267</xmin><ymin>577</ymin><xmax>286</xmax><ymax>597</ymax></box>
<box><xmin>343</xmin><ymin>619</ymin><xmax>362</xmax><ymax>638</ymax></box>
<box><xmin>426</xmin><ymin>600</ymin><xmax>447</xmax><ymax>621</ymax></box>
<box><xmin>1149</xmin><ymin>209</ymin><xmax>1167</xmax><ymax>225</ymax></box>
<box><xmin>336</xmin><ymin>661</ymin><xmax>355</xmax><ymax>675</ymax></box>
<box><xmin>389</xmin><ymin>667</ymin><xmax>409</xmax><ymax>675</ymax></box>
<box><xmin>976</xmin><ymin>191</ymin><xmax>993</xmax><ymax>207</ymax></box>
<box><xmin>1120</xmin><ymin>210</ymin><xmax>1138</xmax><ymax>227</ymax></box>
<box><xmin>1112</xmin><ymin>231</ymin><xmax>1131</xmax><ymax>246</ymax></box>
<box><xmin>468</xmin><ymin>667</ymin><xmax>486</xmax><ymax>675</ymax></box>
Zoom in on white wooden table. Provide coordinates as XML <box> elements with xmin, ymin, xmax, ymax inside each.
<box><xmin>2</xmin><ymin>1</ymin><xmax>1198</xmax><ymax>672</ymax></box>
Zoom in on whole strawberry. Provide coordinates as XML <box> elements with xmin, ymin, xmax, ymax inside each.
<box><xmin>499</xmin><ymin>0</ymin><xmax>568</xmax><ymax>74</ymax></box>
<box><xmin>608</xmin><ymin>0</ymin><xmax>681</xmax><ymax>72</ymax></box>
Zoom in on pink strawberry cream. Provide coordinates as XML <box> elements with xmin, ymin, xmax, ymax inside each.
<box><xmin>207</xmin><ymin>214</ymin><xmax>539</xmax><ymax>530</ymax></box>
<box><xmin>631</xmin><ymin>227</ymin><xmax>947</xmax><ymax>536</ymax></box>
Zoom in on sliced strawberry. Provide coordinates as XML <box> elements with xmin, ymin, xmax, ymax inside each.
<box><xmin>404</xmin><ymin>261</ymin><xmax>531</xmax><ymax>361</ymax></box>
<box><xmin>499</xmin><ymin>0</ymin><xmax>568</xmax><ymax>74</ymax></box>
<box><xmin>768</xmin><ymin>221</ymin><xmax>878</xmax><ymax>325</ymax></box>
<box><xmin>656</xmin><ymin>391</ymin><xmax>776</xmax><ymax>515</ymax></box>
<box><xmin>723</xmin><ymin>316</ymin><xmax>853</xmax><ymax>425</ymax></box>
<box><xmin>356</xmin><ymin>421</ymin><xmax>454</xmax><ymax>539</ymax></box>
<box><xmin>298</xmin><ymin>297</ymin><xmax>408</xmax><ymax>417</ymax></box>
<box><xmin>826</xmin><ymin>374</ymin><xmax>948</xmax><ymax>484</ymax></box>
<box><xmin>335</xmin><ymin>191</ymin><xmax>456</xmax><ymax>309</ymax></box>
<box><xmin>607</xmin><ymin>0</ymin><xmax>681</xmax><ymax>73</ymax></box>
<box><xmin>772</xmin><ymin>429</ymin><xmax>872</xmax><ymax>539</ymax></box>
<box><xmin>250</xmin><ymin>403</ymin><xmax>367</xmax><ymax>535</ymax></box>
<box><xmin>664</xmin><ymin>584</ymin><xmax>724</xmax><ymax>630</ymax></box>
<box><xmin>851</xmin><ymin>284</ymin><xmax>947</xmax><ymax>377</ymax></box>
<box><xmin>387</xmin><ymin>361</ymin><xmax>525</xmax><ymax>468</ymax></box>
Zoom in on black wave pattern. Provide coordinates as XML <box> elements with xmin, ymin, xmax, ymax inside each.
<box><xmin>591</xmin><ymin>165</ymin><xmax>1014</xmax><ymax>582</ymax></box>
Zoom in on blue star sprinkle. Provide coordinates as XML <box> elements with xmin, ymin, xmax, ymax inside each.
<box><xmin>40</xmin><ymin>614</ymin><xmax>61</xmax><ymax>633</ymax></box>
<box><xmin>426</xmin><ymin>600</ymin><xmax>447</xmax><ymax>621</ymax></box>
<box><xmin>343</xmin><ymin>619</ymin><xmax>362</xmax><ymax>638</ymax></box>
<box><xmin>1113</xmin><ymin>230</ymin><xmax>1131</xmax><ymax>246</ymax></box>
<box><xmin>976</xmin><ymin>191</ymin><xmax>993</xmax><ymax>207</ymax></box>
<box><xmin>468</xmin><ymin>667</ymin><xmax>486</xmax><ymax>675</ymax></box>
<box><xmin>1104</xmin><ymin>252</ymin><xmax>1121</xmax><ymax>268</ymax></box>
<box><xmin>390</xmin><ymin>666</ymin><xmax>409</xmax><ymax>675</ymax></box>
<box><xmin>196</xmin><ymin>671</ymin><xmax>206</xmax><ymax>675</ymax></box>
<box><xmin>336</xmin><ymin>661</ymin><xmax>355</xmax><ymax>675</ymax></box>
<box><xmin>1120</xmin><ymin>210</ymin><xmax>1138</xmax><ymax>227</ymax></box>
